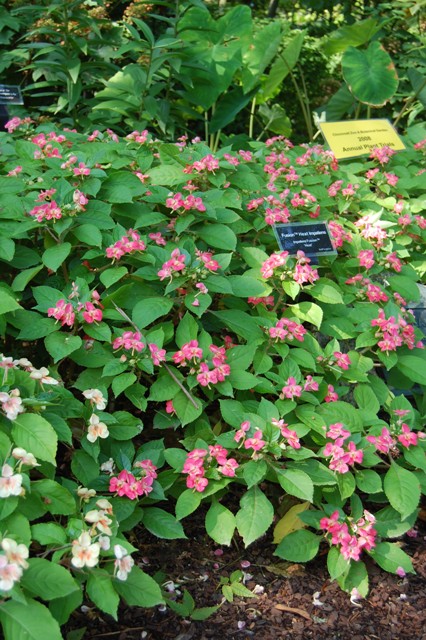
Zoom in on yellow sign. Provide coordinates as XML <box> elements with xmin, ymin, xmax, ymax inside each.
<box><xmin>319</xmin><ymin>119</ymin><xmax>406</xmax><ymax>160</ymax></box>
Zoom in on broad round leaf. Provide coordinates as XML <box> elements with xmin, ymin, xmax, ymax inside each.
<box><xmin>342</xmin><ymin>42</ymin><xmax>398</xmax><ymax>106</ymax></box>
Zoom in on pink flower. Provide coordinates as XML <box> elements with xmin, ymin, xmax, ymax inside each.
<box><xmin>397</xmin><ymin>424</ymin><xmax>418</xmax><ymax>448</ymax></box>
<box><xmin>113</xmin><ymin>331</ymin><xmax>144</xmax><ymax>353</ymax></box>
<box><xmin>280</xmin><ymin>377</ymin><xmax>302</xmax><ymax>400</ymax></box>
<box><xmin>149</xmin><ymin>343</ymin><xmax>166</xmax><ymax>365</ymax></box>
<box><xmin>325</xmin><ymin>384</ymin><xmax>338</xmax><ymax>402</ymax></box>
<box><xmin>244</xmin><ymin>430</ymin><xmax>266</xmax><ymax>452</ymax></box>
<box><xmin>333</xmin><ymin>352</ymin><xmax>351</xmax><ymax>370</ymax></box>
<box><xmin>82</xmin><ymin>301</ymin><xmax>103</xmax><ymax>324</ymax></box>
<box><xmin>218</xmin><ymin>458</ymin><xmax>239</xmax><ymax>477</ymax></box>
<box><xmin>358</xmin><ymin>250</ymin><xmax>375</xmax><ymax>269</ymax></box>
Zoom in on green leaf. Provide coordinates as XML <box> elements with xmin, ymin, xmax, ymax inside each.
<box><xmin>229</xmin><ymin>275</ymin><xmax>271</xmax><ymax>298</ymax></box>
<box><xmin>114</xmin><ymin>566</ymin><xmax>164</xmax><ymax>607</ymax></box>
<box><xmin>354</xmin><ymin>384</ymin><xmax>380</xmax><ymax>416</ymax></box>
<box><xmin>21</xmin><ymin>558</ymin><xmax>78</xmax><ymax>601</ymax></box>
<box><xmin>31</xmin><ymin>479</ymin><xmax>76</xmax><ymax>515</ymax></box>
<box><xmin>342</xmin><ymin>41</ymin><xmax>398</xmax><ymax>106</ymax></box>
<box><xmin>337</xmin><ymin>560</ymin><xmax>369</xmax><ymax>597</ymax></box>
<box><xmin>12</xmin><ymin>414</ymin><xmax>57</xmax><ymax>465</ymax></box>
<box><xmin>369</xmin><ymin>542</ymin><xmax>414</xmax><ymax>574</ymax></box>
<box><xmin>0</xmin><ymin>598</ymin><xmax>62</xmax><ymax>640</ymax></box>
<box><xmin>175</xmin><ymin>311</ymin><xmax>198</xmax><ymax>347</ymax></box>
<box><xmin>143</xmin><ymin>507</ymin><xmax>187</xmax><ymax>539</ymax></box>
<box><xmin>288</xmin><ymin>302</ymin><xmax>323</xmax><ymax>329</ymax></box>
<box><xmin>176</xmin><ymin>489</ymin><xmax>202</xmax><ymax>520</ymax></box>
<box><xmin>44</xmin><ymin>332</ymin><xmax>82</xmax><ymax>363</ymax></box>
<box><xmin>87</xmin><ymin>571</ymin><xmax>119</xmax><ymax>620</ymax></box>
<box><xmin>317</xmin><ymin>401</ymin><xmax>363</xmax><ymax>432</ymax></box>
<box><xmin>212</xmin><ymin>310</ymin><xmax>264</xmax><ymax>342</ymax></box>
<box><xmin>242</xmin><ymin>459</ymin><xmax>267</xmax><ymax>489</ymax></box>
<box><xmin>49</xmin><ymin>588</ymin><xmax>82</xmax><ymax>626</ymax></box>
<box><xmin>72</xmin><ymin>223</ymin><xmax>103</xmax><ymax>248</ymax></box>
<box><xmin>262</xmin><ymin>31</ymin><xmax>305</xmax><ymax>100</ymax></box>
<box><xmin>42</xmin><ymin>243</ymin><xmax>72</xmax><ymax>272</ymax></box>
<box><xmin>133</xmin><ymin>297</ymin><xmax>174</xmax><ymax>329</ymax></box>
<box><xmin>355</xmin><ymin>469</ymin><xmax>382</xmax><ymax>494</ymax></box>
<box><xmin>100</xmin><ymin>267</ymin><xmax>128</xmax><ymax>288</ymax></box>
<box><xmin>396</xmin><ymin>355</ymin><xmax>426</xmax><ymax>385</ymax></box>
<box><xmin>205</xmin><ymin>501</ymin><xmax>236</xmax><ymax>546</ymax></box>
<box><xmin>327</xmin><ymin>546</ymin><xmax>350</xmax><ymax>580</ymax></box>
<box><xmin>228</xmin><ymin>370</ymin><xmax>260</xmax><ymax>390</ymax></box>
<box><xmin>308</xmin><ymin>279</ymin><xmax>343</xmax><ymax>304</ymax></box>
<box><xmin>374</xmin><ymin>505</ymin><xmax>418</xmax><ymax>538</ymax></box>
<box><xmin>235</xmin><ymin>486</ymin><xmax>274</xmax><ymax>547</ymax></box>
<box><xmin>383</xmin><ymin>463</ymin><xmax>420</xmax><ymax>519</ymax></box>
<box><xmin>219</xmin><ymin>399</ymin><xmax>246</xmax><ymax>428</ymax></box>
<box><xmin>276</xmin><ymin>468</ymin><xmax>314</xmax><ymax>502</ymax></box>
<box><xmin>323</xmin><ymin>17</ymin><xmax>381</xmax><ymax>55</ymax></box>
<box><xmin>31</xmin><ymin>523</ymin><xmax>67</xmax><ymax>546</ymax></box>
<box><xmin>173</xmin><ymin>390</ymin><xmax>203</xmax><ymax>427</ymax></box>
<box><xmin>195</xmin><ymin>224</ymin><xmax>237</xmax><ymax>251</ymax></box>
<box><xmin>71</xmin><ymin>450</ymin><xmax>100</xmax><ymax>486</ymax></box>
<box><xmin>209</xmin><ymin>86</ymin><xmax>256</xmax><ymax>133</ymax></box>
<box><xmin>112</xmin><ymin>373</ymin><xmax>137</xmax><ymax>397</ymax></box>
<box><xmin>0</xmin><ymin>512</ymin><xmax>31</xmax><ymax>546</ymax></box>
<box><xmin>12</xmin><ymin>265</ymin><xmax>44</xmax><ymax>292</ymax></box>
<box><xmin>337</xmin><ymin>471</ymin><xmax>356</xmax><ymax>500</ymax></box>
<box><xmin>0</xmin><ymin>289</ymin><xmax>21</xmax><ymax>314</ymax></box>
<box><xmin>274</xmin><ymin>529</ymin><xmax>320</xmax><ymax>562</ymax></box>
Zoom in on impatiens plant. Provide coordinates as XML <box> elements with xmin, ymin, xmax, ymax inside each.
<box><xmin>0</xmin><ymin>119</ymin><xmax>425</xmax><ymax>635</ymax></box>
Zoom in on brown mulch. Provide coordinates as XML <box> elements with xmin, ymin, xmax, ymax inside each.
<box><xmin>66</xmin><ymin>512</ymin><xmax>426</xmax><ymax>640</ymax></box>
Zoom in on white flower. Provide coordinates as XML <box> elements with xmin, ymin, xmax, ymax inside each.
<box><xmin>100</xmin><ymin>458</ymin><xmax>115</xmax><ymax>474</ymax></box>
<box><xmin>114</xmin><ymin>545</ymin><xmax>134</xmax><ymax>581</ymax></box>
<box><xmin>96</xmin><ymin>498</ymin><xmax>113</xmax><ymax>514</ymax></box>
<box><xmin>82</xmin><ymin>389</ymin><xmax>107</xmax><ymax>411</ymax></box>
<box><xmin>0</xmin><ymin>390</ymin><xmax>24</xmax><ymax>420</ymax></box>
<box><xmin>87</xmin><ymin>414</ymin><xmax>109</xmax><ymax>443</ymax></box>
<box><xmin>1</xmin><ymin>538</ymin><xmax>29</xmax><ymax>569</ymax></box>
<box><xmin>77</xmin><ymin>486</ymin><xmax>96</xmax><ymax>501</ymax></box>
<box><xmin>98</xmin><ymin>535</ymin><xmax>111</xmax><ymax>551</ymax></box>
<box><xmin>0</xmin><ymin>464</ymin><xmax>23</xmax><ymax>498</ymax></box>
<box><xmin>29</xmin><ymin>367</ymin><xmax>59</xmax><ymax>385</ymax></box>
<box><xmin>85</xmin><ymin>509</ymin><xmax>112</xmax><ymax>536</ymax></box>
<box><xmin>71</xmin><ymin>532</ymin><xmax>100</xmax><ymax>568</ymax></box>
<box><xmin>0</xmin><ymin>555</ymin><xmax>23</xmax><ymax>591</ymax></box>
<box><xmin>12</xmin><ymin>448</ymin><xmax>39</xmax><ymax>468</ymax></box>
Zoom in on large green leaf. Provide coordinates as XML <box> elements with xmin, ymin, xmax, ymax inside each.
<box><xmin>143</xmin><ymin>507</ymin><xmax>187</xmax><ymax>539</ymax></box>
<box><xmin>0</xmin><ymin>599</ymin><xmax>62</xmax><ymax>640</ymax></box>
<box><xmin>383</xmin><ymin>463</ymin><xmax>420</xmax><ymax>519</ymax></box>
<box><xmin>114</xmin><ymin>566</ymin><xmax>164</xmax><ymax>607</ymax></box>
<box><xmin>205</xmin><ymin>500</ymin><xmax>236</xmax><ymax>546</ymax></box>
<box><xmin>274</xmin><ymin>529</ymin><xmax>320</xmax><ymax>562</ymax></box>
<box><xmin>342</xmin><ymin>41</ymin><xmax>398</xmax><ymax>107</ymax></box>
<box><xmin>262</xmin><ymin>31</ymin><xmax>305</xmax><ymax>101</ymax></box>
<box><xmin>235</xmin><ymin>486</ymin><xmax>274</xmax><ymax>547</ymax></box>
<box><xmin>132</xmin><ymin>297</ymin><xmax>173</xmax><ymax>329</ymax></box>
<box><xmin>209</xmin><ymin>87</ymin><xmax>257</xmax><ymax>133</ymax></box>
<box><xmin>241</xmin><ymin>22</ymin><xmax>282</xmax><ymax>93</ymax></box>
<box><xmin>21</xmin><ymin>558</ymin><xmax>78</xmax><ymax>601</ymax></box>
<box><xmin>12</xmin><ymin>414</ymin><xmax>57</xmax><ymax>465</ymax></box>
<box><xmin>322</xmin><ymin>18</ymin><xmax>381</xmax><ymax>55</ymax></box>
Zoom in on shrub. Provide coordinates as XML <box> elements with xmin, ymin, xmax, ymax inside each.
<box><xmin>0</xmin><ymin>120</ymin><xmax>425</xmax><ymax>634</ymax></box>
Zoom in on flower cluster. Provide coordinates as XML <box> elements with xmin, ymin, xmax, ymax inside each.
<box><xmin>174</xmin><ymin>341</ymin><xmax>231</xmax><ymax>388</ymax></box>
<box><xmin>322</xmin><ymin>422</ymin><xmax>363</xmax><ymax>473</ymax></box>
<box><xmin>0</xmin><ymin>389</ymin><xmax>24</xmax><ymax>421</ymax></box>
<box><xmin>112</xmin><ymin>331</ymin><xmax>145</xmax><ymax>354</ymax></box>
<box><xmin>280</xmin><ymin>374</ymin><xmax>319</xmax><ymax>400</ymax></box>
<box><xmin>0</xmin><ymin>538</ymin><xmax>29</xmax><ymax>592</ymax></box>
<box><xmin>371</xmin><ymin>309</ymin><xmax>419</xmax><ymax>353</ymax></box>
<box><xmin>261</xmin><ymin>250</ymin><xmax>319</xmax><ymax>285</ymax></box>
<box><xmin>28</xmin><ymin>200</ymin><xmax>62</xmax><ymax>223</ymax></box>
<box><xmin>158</xmin><ymin>248</ymin><xmax>187</xmax><ymax>280</ymax></box>
<box><xmin>269</xmin><ymin>317</ymin><xmax>307</xmax><ymax>342</ymax></box>
<box><xmin>184</xmin><ymin>154</ymin><xmax>219</xmax><ymax>174</ymax></box>
<box><xmin>48</xmin><ymin>286</ymin><xmax>103</xmax><ymax>328</ymax></box>
<box><xmin>109</xmin><ymin>462</ymin><xmax>157</xmax><ymax>500</ymax></box>
<box><xmin>345</xmin><ymin>273</ymin><xmax>388</xmax><ymax>303</ymax></box>
<box><xmin>106</xmin><ymin>229</ymin><xmax>146</xmax><ymax>261</ymax></box>
<box><xmin>165</xmin><ymin>192</ymin><xmax>206</xmax><ymax>213</ymax></box>
<box><xmin>183</xmin><ymin>446</ymin><xmax>239</xmax><ymax>492</ymax></box>
<box><xmin>320</xmin><ymin>509</ymin><xmax>377</xmax><ymax>561</ymax></box>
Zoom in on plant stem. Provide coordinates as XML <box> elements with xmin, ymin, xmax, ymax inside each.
<box><xmin>249</xmin><ymin>96</ymin><xmax>257</xmax><ymax>139</ymax></box>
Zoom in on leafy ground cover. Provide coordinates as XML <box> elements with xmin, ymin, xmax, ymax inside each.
<box><xmin>0</xmin><ymin>118</ymin><xmax>425</xmax><ymax>638</ymax></box>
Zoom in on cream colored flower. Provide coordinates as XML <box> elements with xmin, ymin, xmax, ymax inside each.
<box><xmin>82</xmin><ymin>388</ymin><xmax>107</xmax><ymax>410</ymax></box>
<box><xmin>71</xmin><ymin>532</ymin><xmax>100</xmax><ymax>568</ymax></box>
<box><xmin>87</xmin><ymin>414</ymin><xmax>109</xmax><ymax>443</ymax></box>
